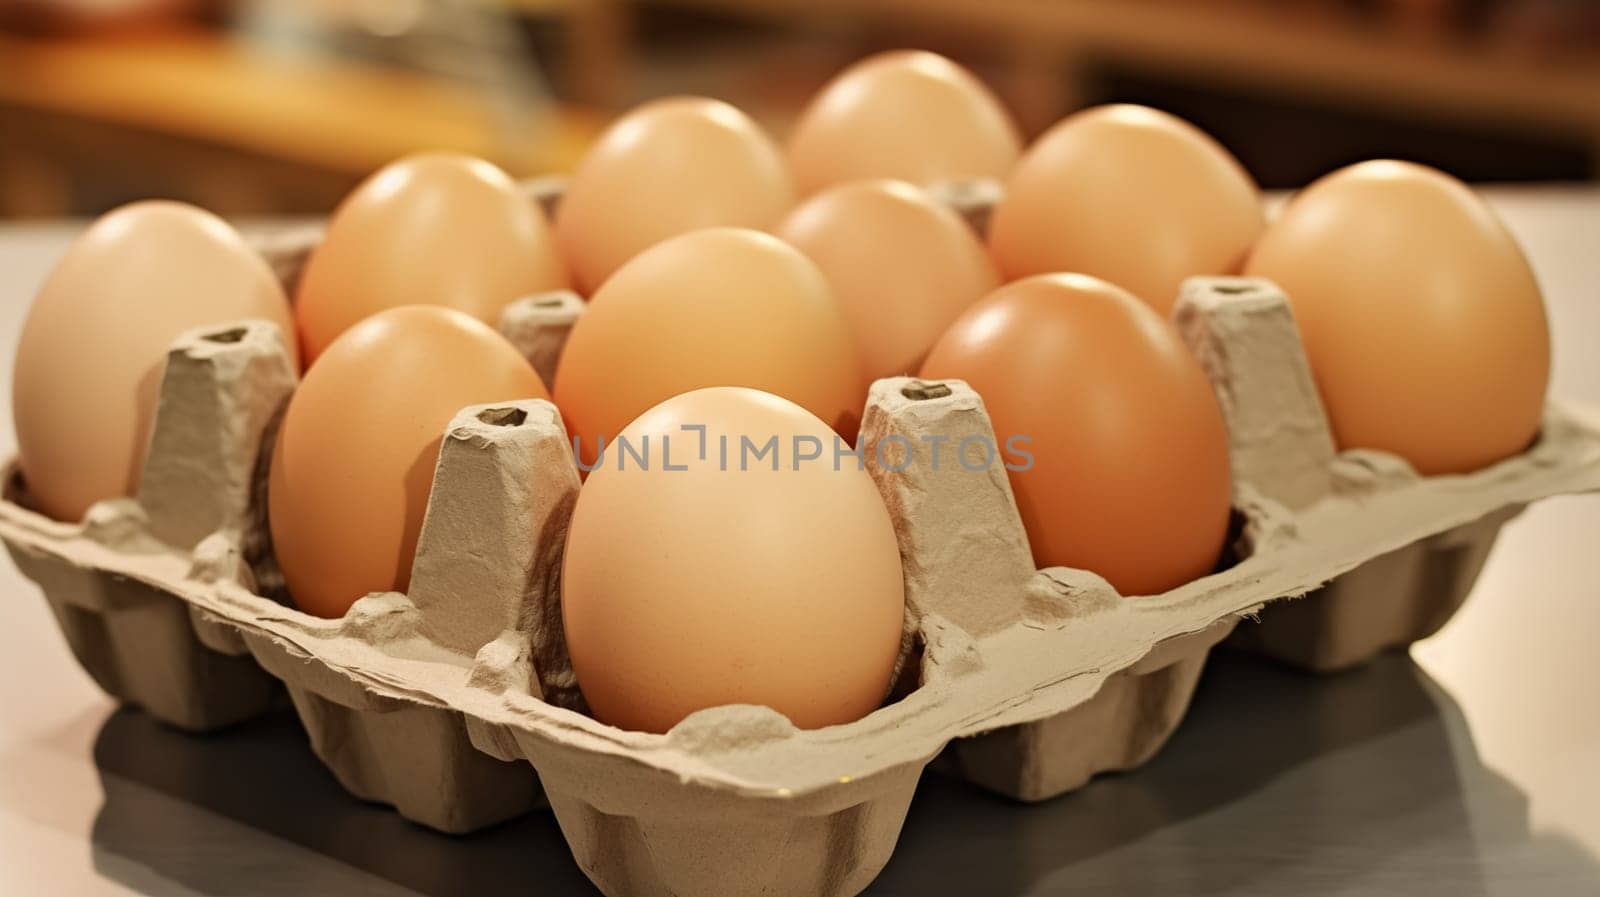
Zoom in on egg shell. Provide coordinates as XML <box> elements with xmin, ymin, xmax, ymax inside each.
<box><xmin>920</xmin><ymin>273</ymin><xmax>1234</xmax><ymax>596</ymax></box>
<box><xmin>561</xmin><ymin>387</ymin><xmax>906</xmax><ymax>734</ymax></box>
<box><xmin>787</xmin><ymin>50</ymin><xmax>1022</xmax><ymax>195</ymax></box>
<box><xmin>268</xmin><ymin>304</ymin><xmax>548</xmax><ymax>618</ymax></box>
<box><xmin>553</xmin><ymin>227</ymin><xmax>864</xmax><ymax>466</ymax></box>
<box><xmin>11</xmin><ymin>200</ymin><xmax>295</xmax><ymax>522</ymax></box>
<box><xmin>988</xmin><ymin>104</ymin><xmax>1264</xmax><ymax>314</ymax></box>
<box><xmin>778</xmin><ymin>180</ymin><xmax>999</xmax><ymax>382</ymax></box>
<box><xmin>1245</xmin><ymin>160</ymin><xmax>1550</xmax><ymax>476</ymax></box>
<box><xmin>3</xmin><ymin>180</ymin><xmax>1597</xmax><ymax>896</ymax></box>
<box><xmin>295</xmin><ymin>153</ymin><xmax>568</xmax><ymax>362</ymax></box>
<box><xmin>555</xmin><ymin>97</ymin><xmax>794</xmax><ymax>295</ymax></box>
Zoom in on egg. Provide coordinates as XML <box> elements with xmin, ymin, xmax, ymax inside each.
<box><xmin>778</xmin><ymin>180</ymin><xmax>999</xmax><ymax>382</ymax></box>
<box><xmin>12</xmin><ymin>201</ymin><xmax>295</xmax><ymax>522</ymax></box>
<box><xmin>555</xmin><ymin>97</ymin><xmax>793</xmax><ymax>295</ymax></box>
<box><xmin>562</xmin><ymin>386</ymin><xmax>905</xmax><ymax>733</ymax></box>
<box><xmin>553</xmin><ymin>228</ymin><xmax>863</xmax><ymax>467</ymax></box>
<box><xmin>787</xmin><ymin>50</ymin><xmax>1022</xmax><ymax>195</ymax></box>
<box><xmin>1245</xmin><ymin>160</ymin><xmax>1549</xmax><ymax>475</ymax></box>
<box><xmin>295</xmin><ymin>153</ymin><xmax>567</xmax><ymax>362</ymax></box>
<box><xmin>921</xmin><ymin>274</ymin><xmax>1231</xmax><ymax>595</ymax></box>
<box><xmin>269</xmin><ymin>305</ymin><xmax>547</xmax><ymax>618</ymax></box>
<box><xmin>988</xmin><ymin>105</ymin><xmax>1264</xmax><ymax>315</ymax></box>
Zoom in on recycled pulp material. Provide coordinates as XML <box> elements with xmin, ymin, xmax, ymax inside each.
<box><xmin>1170</xmin><ymin>277</ymin><xmax>1534</xmax><ymax>672</ymax></box>
<box><xmin>925</xmin><ymin>182</ymin><xmax>1535</xmax><ymax>675</ymax></box>
<box><xmin>3</xmin><ymin>194</ymin><xmax>1599</xmax><ymax>896</ymax></box>
<box><xmin>1227</xmin><ymin>501</ymin><xmax>1526</xmax><ymax>671</ymax></box>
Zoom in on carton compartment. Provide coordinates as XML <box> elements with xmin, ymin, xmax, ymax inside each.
<box><xmin>1176</xmin><ymin>274</ymin><xmax>1533</xmax><ymax>672</ymax></box>
<box><xmin>537</xmin><ymin>761</ymin><xmax>923</xmax><ymax>897</ymax></box>
<box><xmin>245</xmin><ymin>390</ymin><xmax>581</xmax><ymax>832</ymax></box>
<box><xmin>1</xmin><ymin>404</ymin><xmax>283</xmax><ymax>733</ymax></box>
<box><xmin>936</xmin><ymin>617</ymin><xmax>1237</xmax><ymax>801</ymax></box>
<box><xmin>237</xmin><ymin>608</ymin><xmax>548</xmax><ymax>833</ymax></box>
<box><xmin>865</xmin><ymin>369</ymin><xmax>1258</xmax><ymax>802</ymax></box>
<box><xmin>282</xmin><ymin>679</ymin><xmax>543</xmax><ymax>833</ymax></box>
<box><xmin>929</xmin><ymin>502</ymin><xmax>1257</xmax><ymax>804</ymax></box>
<box><xmin>2</xmin><ymin>522</ymin><xmax>281</xmax><ymax>730</ymax></box>
<box><xmin>1228</xmin><ymin>502</ymin><xmax>1525</xmax><ymax>671</ymax></box>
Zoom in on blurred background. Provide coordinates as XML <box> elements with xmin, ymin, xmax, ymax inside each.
<box><xmin>1</xmin><ymin>0</ymin><xmax>1596</xmax><ymax>218</ymax></box>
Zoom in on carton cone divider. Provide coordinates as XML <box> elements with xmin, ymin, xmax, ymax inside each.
<box><xmin>498</xmin><ymin>291</ymin><xmax>586</xmax><ymax>390</ymax></box>
<box><xmin>860</xmin><ymin>377</ymin><xmax>1037</xmax><ymax>641</ymax></box>
<box><xmin>1174</xmin><ymin>276</ymin><xmax>1338</xmax><ymax>512</ymax></box>
<box><xmin>407</xmin><ymin>399</ymin><xmax>581</xmax><ymax>692</ymax></box>
<box><xmin>138</xmin><ymin>318</ymin><xmax>299</xmax><ymax>552</ymax></box>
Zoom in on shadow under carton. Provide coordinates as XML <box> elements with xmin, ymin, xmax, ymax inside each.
<box><xmin>1</xmin><ymin>180</ymin><xmax>1598</xmax><ymax>897</ymax></box>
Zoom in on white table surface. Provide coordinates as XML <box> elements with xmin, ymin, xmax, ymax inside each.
<box><xmin>0</xmin><ymin>188</ymin><xmax>1597</xmax><ymax>896</ymax></box>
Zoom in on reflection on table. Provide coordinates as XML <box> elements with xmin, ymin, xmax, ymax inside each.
<box><xmin>80</xmin><ymin>649</ymin><xmax>1600</xmax><ymax>897</ymax></box>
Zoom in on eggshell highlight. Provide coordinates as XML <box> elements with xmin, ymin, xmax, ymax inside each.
<box><xmin>12</xmin><ymin>200</ymin><xmax>295</xmax><ymax>522</ymax></box>
<box><xmin>988</xmin><ymin>105</ymin><xmax>1264</xmax><ymax>315</ymax></box>
<box><xmin>553</xmin><ymin>228</ymin><xmax>864</xmax><ymax>467</ymax></box>
<box><xmin>295</xmin><ymin>153</ymin><xmax>567</xmax><ymax>362</ymax></box>
<box><xmin>778</xmin><ymin>180</ymin><xmax>999</xmax><ymax>381</ymax></box>
<box><xmin>787</xmin><ymin>50</ymin><xmax>1022</xmax><ymax>195</ymax></box>
<box><xmin>920</xmin><ymin>274</ymin><xmax>1232</xmax><ymax>595</ymax></box>
<box><xmin>1244</xmin><ymin>160</ymin><xmax>1550</xmax><ymax>475</ymax></box>
<box><xmin>555</xmin><ymin>97</ymin><xmax>794</xmax><ymax>295</ymax></box>
<box><xmin>268</xmin><ymin>305</ymin><xmax>548</xmax><ymax>618</ymax></box>
<box><xmin>561</xmin><ymin>386</ymin><xmax>905</xmax><ymax>733</ymax></box>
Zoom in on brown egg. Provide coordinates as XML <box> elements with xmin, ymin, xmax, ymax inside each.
<box><xmin>778</xmin><ymin>180</ymin><xmax>999</xmax><ymax>382</ymax></box>
<box><xmin>555</xmin><ymin>97</ymin><xmax>794</xmax><ymax>295</ymax></box>
<box><xmin>1245</xmin><ymin>160</ymin><xmax>1549</xmax><ymax>475</ymax></box>
<box><xmin>295</xmin><ymin>153</ymin><xmax>567</xmax><ymax>362</ymax></box>
<box><xmin>562</xmin><ymin>387</ymin><xmax>905</xmax><ymax>733</ymax></box>
<box><xmin>553</xmin><ymin>228</ymin><xmax>864</xmax><ymax>467</ymax></box>
<box><xmin>787</xmin><ymin>50</ymin><xmax>1022</xmax><ymax>195</ymax></box>
<box><xmin>988</xmin><ymin>105</ymin><xmax>1264</xmax><ymax>315</ymax></box>
<box><xmin>921</xmin><ymin>274</ymin><xmax>1232</xmax><ymax>595</ymax></box>
<box><xmin>269</xmin><ymin>305</ymin><xmax>548</xmax><ymax>618</ymax></box>
<box><xmin>12</xmin><ymin>201</ymin><xmax>295</xmax><ymax>522</ymax></box>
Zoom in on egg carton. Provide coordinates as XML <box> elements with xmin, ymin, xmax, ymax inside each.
<box><xmin>938</xmin><ymin>180</ymin><xmax>1542</xmax><ymax>676</ymax></box>
<box><xmin>1224</xmin><ymin>500</ymin><xmax>1526</xmax><ymax>672</ymax></box>
<box><xmin>4</xmin><ymin>217</ymin><xmax>1599</xmax><ymax>897</ymax></box>
<box><xmin>1172</xmin><ymin>278</ymin><xmax>1531</xmax><ymax>673</ymax></box>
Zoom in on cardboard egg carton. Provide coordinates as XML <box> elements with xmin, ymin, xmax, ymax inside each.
<box><xmin>1170</xmin><ymin>278</ymin><xmax>1534</xmax><ymax>673</ymax></box>
<box><xmin>1225</xmin><ymin>501</ymin><xmax>1526</xmax><ymax>672</ymax></box>
<box><xmin>924</xmin><ymin>182</ymin><xmax>1543</xmax><ymax>676</ymax></box>
<box><xmin>2</xmin><ymin>191</ymin><xmax>1598</xmax><ymax>897</ymax></box>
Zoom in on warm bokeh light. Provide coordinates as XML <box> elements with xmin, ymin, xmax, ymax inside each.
<box><xmin>0</xmin><ymin>0</ymin><xmax>1594</xmax><ymax>218</ymax></box>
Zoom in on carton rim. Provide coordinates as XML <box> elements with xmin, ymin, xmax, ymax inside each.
<box><xmin>2</xmin><ymin>397</ymin><xmax>1596</xmax><ymax>798</ymax></box>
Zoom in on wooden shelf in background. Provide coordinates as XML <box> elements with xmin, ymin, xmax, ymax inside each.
<box><xmin>0</xmin><ymin>28</ymin><xmax>601</xmax><ymax>178</ymax></box>
<box><xmin>635</xmin><ymin>0</ymin><xmax>1600</xmax><ymax>147</ymax></box>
